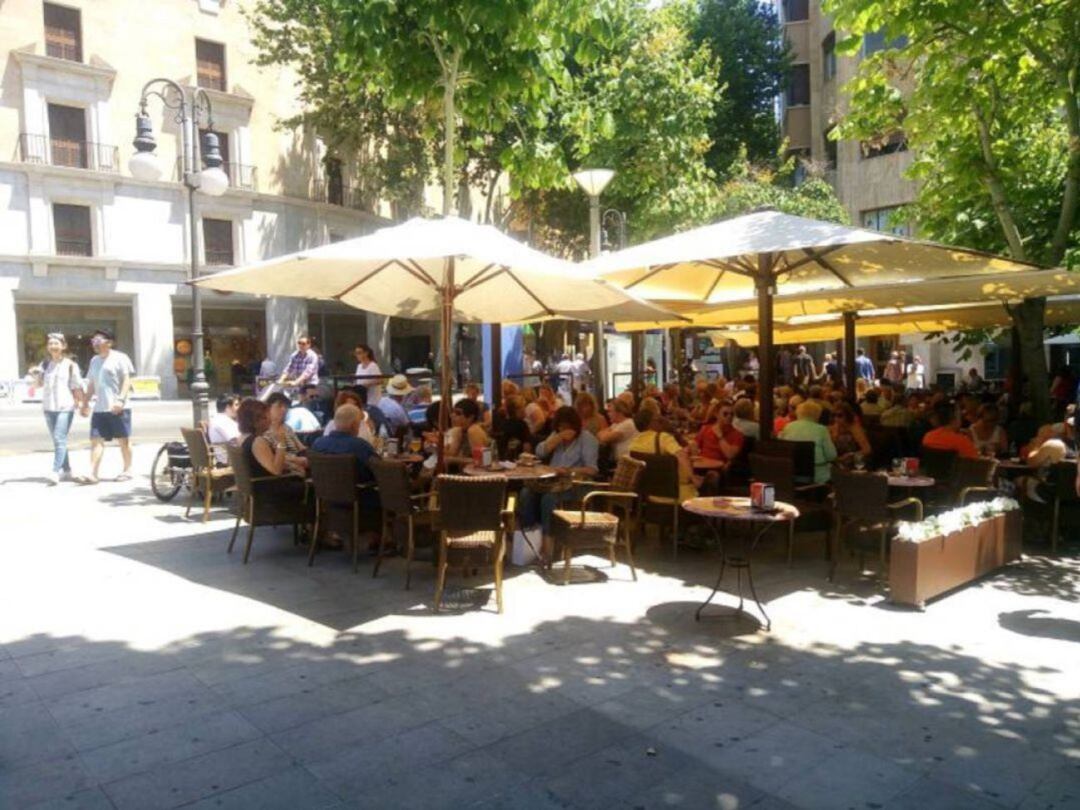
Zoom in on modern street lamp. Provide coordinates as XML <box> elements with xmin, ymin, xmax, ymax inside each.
<box><xmin>130</xmin><ymin>79</ymin><xmax>228</xmax><ymax>427</ymax></box>
<box><xmin>573</xmin><ymin>168</ymin><xmax>616</xmax><ymax>401</ymax></box>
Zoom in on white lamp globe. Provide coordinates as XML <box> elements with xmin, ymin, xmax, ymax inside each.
<box><xmin>572</xmin><ymin>168</ymin><xmax>615</xmax><ymax>197</ymax></box>
<box><xmin>128</xmin><ymin>150</ymin><xmax>162</xmax><ymax>182</ymax></box>
<box><xmin>198</xmin><ymin>166</ymin><xmax>229</xmax><ymax>197</ymax></box>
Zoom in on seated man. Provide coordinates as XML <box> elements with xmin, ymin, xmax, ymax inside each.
<box><xmin>921</xmin><ymin>401</ymin><xmax>978</xmax><ymax>459</ymax></box>
<box><xmin>310</xmin><ymin>404</ymin><xmax>379</xmax><ymax>512</ymax></box>
<box><xmin>206</xmin><ymin>393</ymin><xmax>240</xmax><ymax>465</ymax></box>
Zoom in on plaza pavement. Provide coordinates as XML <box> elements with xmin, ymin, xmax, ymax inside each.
<box><xmin>0</xmin><ymin>442</ymin><xmax>1077</xmax><ymax>809</ymax></box>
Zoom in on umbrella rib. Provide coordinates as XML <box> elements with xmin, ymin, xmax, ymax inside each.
<box><xmin>801</xmin><ymin>247</ymin><xmax>853</xmax><ymax>287</ymax></box>
<box><xmin>332</xmin><ymin>260</ymin><xmax>394</xmax><ymax>300</ymax></box>
<box><xmin>503</xmin><ymin>268</ymin><xmax>555</xmax><ymax>316</ymax></box>
<box><xmin>704</xmin><ymin>268</ymin><xmax>726</xmax><ymax>302</ymax></box>
<box><xmin>624</xmin><ymin>263</ymin><xmax>675</xmax><ymax>291</ymax></box>
<box><xmin>459</xmin><ymin>264</ymin><xmax>504</xmax><ymax>292</ymax></box>
<box><xmin>406</xmin><ymin>259</ymin><xmax>440</xmax><ymax>287</ymax></box>
<box><xmin>782</xmin><ymin>246</ymin><xmax>842</xmax><ymax>276</ymax></box>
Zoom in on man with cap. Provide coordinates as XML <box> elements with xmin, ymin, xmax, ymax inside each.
<box><xmin>80</xmin><ymin>328</ymin><xmax>135</xmax><ymax>482</ymax></box>
<box><xmin>376</xmin><ymin>374</ymin><xmax>413</xmax><ymax>433</ymax></box>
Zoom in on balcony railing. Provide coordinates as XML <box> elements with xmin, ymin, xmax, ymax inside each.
<box><xmin>310</xmin><ymin>180</ymin><xmax>372</xmax><ymax>211</ymax></box>
<box><xmin>204</xmin><ymin>249</ymin><xmax>235</xmax><ymax>266</ymax></box>
<box><xmin>18</xmin><ymin>133</ymin><xmax>118</xmax><ymax>172</ymax></box>
<box><xmin>56</xmin><ymin>238</ymin><xmax>93</xmax><ymax>257</ymax></box>
<box><xmin>174</xmin><ymin>159</ymin><xmax>258</xmax><ymax>191</ymax></box>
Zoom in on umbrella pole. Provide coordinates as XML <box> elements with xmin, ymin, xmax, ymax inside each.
<box><xmin>843</xmin><ymin>311</ymin><xmax>857</xmax><ymax>401</ymax></box>
<box><xmin>757</xmin><ymin>255</ymin><xmax>775</xmax><ymax>441</ymax></box>
<box><xmin>437</xmin><ymin>256</ymin><xmax>455</xmax><ymax>475</ymax></box>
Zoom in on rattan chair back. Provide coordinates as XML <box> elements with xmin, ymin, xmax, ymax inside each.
<box><xmin>749</xmin><ymin>453</ymin><xmax>796</xmax><ymax>502</ymax></box>
<box><xmin>611</xmin><ymin>456</ymin><xmax>646</xmax><ymax>494</ymax></box>
<box><xmin>226</xmin><ymin>443</ymin><xmax>254</xmax><ymax>499</ymax></box>
<box><xmin>308</xmin><ymin>451</ymin><xmax>359</xmax><ymax>504</ymax></box>
<box><xmin>436</xmin><ymin>475</ymin><xmax>507</xmax><ymax>532</ymax></box>
<box><xmin>756</xmin><ymin>439</ymin><xmax>815</xmax><ymax>482</ymax></box>
<box><xmin>370</xmin><ymin>457</ymin><xmax>413</xmax><ymax>514</ymax></box>
<box><xmin>920</xmin><ymin>447</ymin><xmax>958</xmax><ymax>481</ymax></box>
<box><xmin>630</xmin><ymin>451</ymin><xmax>679</xmax><ymax>501</ymax></box>
<box><xmin>832</xmin><ymin>468</ymin><xmax>888</xmax><ymax>522</ymax></box>
<box><xmin>953</xmin><ymin>456</ymin><xmax>996</xmax><ymax>491</ymax></box>
<box><xmin>181</xmin><ymin>427</ymin><xmax>212</xmax><ymax>471</ymax></box>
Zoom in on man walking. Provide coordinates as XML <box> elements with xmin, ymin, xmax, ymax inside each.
<box><xmin>80</xmin><ymin>328</ymin><xmax>135</xmax><ymax>483</ymax></box>
<box><xmin>792</xmin><ymin>345</ymin><xmax>816</xmax><ymax>387</ymax></box>
<box><xmin>855</xmin><ymin>348</ymin><xmax>876</xmax><ymax>382</ymax></box>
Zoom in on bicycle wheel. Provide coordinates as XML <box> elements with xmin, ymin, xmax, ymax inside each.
<box><xmin>150</xmin><ymin>444</ymin><xmax>182</xmax><ymax>502</ymax></box>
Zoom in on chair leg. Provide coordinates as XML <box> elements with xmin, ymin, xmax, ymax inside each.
<box><xmin>786</xmin><ymin>521</ymin><xmax>795</xmax><ymax>568</ymax></box>
<box><xmin>373</xmin><ymin>514</ymin><xmax>389</xmax><ymax>578</ymax></box>
<box><xmin>307</xmin><ymin>500</ymin><xmax>321</xmax><ymax>567</ymax></box>
<box><xmin>404</xmin><ymin>517</ymin><xmax>414</xmax><ymax>590</ymax></box>
<box><xmin>202</xmin><ymin>475</ymin><xmax>213</xmax><ymax>523</ymax></box>
<box><xmin>623</xmin><ymin>522</ymin><xmax>638</xmax><ymax>581</ymax></box>
<box><xmin>1051</xmin><ymin>497</ymin><xmax>1060</xmax><ymax>554</ymax></box>
<box><xmin>827</xmin><ymin>518</ymin><xmax>840</xmax><ymax>582</ymax></box>
<box><xmin>672</xmin><ymin>506</ymin><xmax>679</xmax><ymax>558</ymax></box>
<box><xmin>433</xmin><ymin>535</ymin><xmax>448</xmax><ymax>612</ymax></box>
<box><xmin>608</xmin><ymin>542</ymin><xmax>616</xmax><ymax>568</ymax></box>
<box><xmin>242</xmin><ymin>522</ymin><xmax>256</xmax><ymax>564</ymax></box>
<box><xmin>352</xmin><ymin>505</ymin><xmax>361</xmax><ymax>573</ymax></box>
<box><xmin>227</xmin><ymin>503</ymin><xmax>242</xmax><ymax>553</ymax></box>
<box><xmin>563</xmin><ymin>546</ymin><xmax>573</xmax><ymax>585</ymax></box>
<box><xmin>878</xmin><ymin>528</ymin><xmax>887</xmax><ymax>576</ymax></box>
<box><xmin>185</xmin><ymin>475</ymin><xmax>198</xmax><ymax>519</ymax></box>
<box><xmin>494</xmin><ymin>535</ymin><xmax>505</xmax><ymax>613</ymax></box>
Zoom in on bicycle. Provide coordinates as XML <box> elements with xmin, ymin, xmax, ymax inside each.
<box><xmin>149</xmin><ymin>440</ymin><xmax>194</xmax><ymax>501</ymax></box>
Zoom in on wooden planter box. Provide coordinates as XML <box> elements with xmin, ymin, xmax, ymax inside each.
<box><xmin>889</xmin><ymin>511</ymin><xmax>1022</xmax><ymax>609</ymax></box>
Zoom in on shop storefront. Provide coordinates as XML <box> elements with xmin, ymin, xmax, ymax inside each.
<box><xmin>173</xmin><ymin>304</ymin><xmax>266</xmax><ymax>397</ymax></box>
<box><xmin>16</xmin><ymin>302</ymin><xmax>134</xmax><ymax>375</ymax></box>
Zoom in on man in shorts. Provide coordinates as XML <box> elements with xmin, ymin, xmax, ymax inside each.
<box><xmin>80</xmin><ymin>329</ymin><xmax>135</xmax><ymax>482</ymax></box>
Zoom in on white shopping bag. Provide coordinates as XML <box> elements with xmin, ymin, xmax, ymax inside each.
<box><xmin>511</xmin><ymin>528</ymin><xmax>541</xmax><ymax>567</ymax></box>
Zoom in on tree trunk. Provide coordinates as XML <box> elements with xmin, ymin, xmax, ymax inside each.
<box><xmin>1012</xmin><ymin>297</ymin><xmax>1051</xmax><ymax>423</ymax></box>
<box><xmin>441</xmin><ymin>58</ymin><xmax>458</xmax><ymax>217</ymax></box>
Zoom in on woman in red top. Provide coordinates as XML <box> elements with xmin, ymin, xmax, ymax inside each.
<box><xmin>693</xmin><ymin>399</ymin><xmax>744</xmax><ymax>466</ymax></box>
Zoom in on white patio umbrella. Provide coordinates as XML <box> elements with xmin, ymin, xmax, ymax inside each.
<box><xmin>194</xmin><ymin>216</ymin><xmax>679</xmax><ymax>460</ymax></box>
<box><xmin>585</xmin><ymin>210</ymin><xmax>1041</xmax><ymax>437</ymax></box>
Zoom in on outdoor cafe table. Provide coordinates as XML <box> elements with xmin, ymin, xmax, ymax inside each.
<box><xmin>462</xmin><ymin>463</ymin><xmax>558</xmax><ymax>481</ymax></box>
<box><xmin>682</xmin><ymin>496</ymin><xmax>799</xmax><ymax>631</ymax></box>
<box><xmin>691</xmin><ymin>456</ymin><xmax>727</xmax><ymax>472</ymax></box>
<box><xmin>886</xmin><ymin>474</ymin><xmax>935</xmax><ymax>489</ymax></box>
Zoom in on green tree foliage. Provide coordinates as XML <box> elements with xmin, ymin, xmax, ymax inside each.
<box><xmin>688</xmin><ymin>0</ymin><xmax>792</xmax><ymax>177</ymax></box>
<box><xmin>827</xmin><ymin>0</ymin><xmax>1080</xmax><ymax>420</ymax></box>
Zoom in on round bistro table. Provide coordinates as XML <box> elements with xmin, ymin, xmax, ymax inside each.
<box><xmin>682</xmin><ymin>496</ymin><xmax>799</xmax><ymax>631</ymax></box>
<box><xmin>462</xmin><ymin>463</ymin><xmax>558</xmax><ymax>481</ymax></box>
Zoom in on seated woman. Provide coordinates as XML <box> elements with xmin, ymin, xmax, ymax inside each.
<box><xmin>630</xmin><ymin>412</ymin><xmax>700</xmax><ymax>502</ymax></box>
<box><xmin>779</xmin><ymin>400</ymin><xmax>838</xmax><ymax>483</ymax></box>
<box><xmin>829</xmin><ymin>403</ymin><xmax>872</xmax><ymax>466</ymax></box>
<box><xmin>237</xmin><ymin>398</ymin><xmax>308</xmax><ymax>501</ymax></box>
<box><xmin>575</xmin><ymin>391</ymin><xmax>608</xmax><ymax>435</ymax></box>
<box><xmin>445</xmin><ymin>398</ymin><xmax>489</xmax><ymax>464</ymax></box>
<box><xmin>518</xmin><ymin>406</ymin><xmax>599</xmax><ymax>560</ymax></box>
<box><xmin>264</xmin><ymin>392</ymin><xmax>308</xmax><ymax>473</ymax></box>
<box><xmin>968</xmin><ymin>403</ymin><xmax>1008</xmax><ymax>457</ymax></box>
<box><xmin>692</xmin><ymin>399</ymin><xmax>744</xmax><ymax>472</ymax></box>
<box><xmin>322</xmin><ymin>390</ymin><xmax>378</xmax><ymax>443</ymax></box>
<box><xmin>496</xmin><ymin>395</ymin><xmax>531</xmax><ymax>460</ymax></box>
<box><xmin>597</xmin><ymin>399</ymin><xmax>639</xmax><ymax>460</ymax></box>
<box><xmin>524</xmin><ymin>402</ymin><xmax>551</xmax><ymax>449</ymax></box>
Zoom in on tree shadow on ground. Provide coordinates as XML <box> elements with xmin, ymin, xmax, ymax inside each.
<box><xmin>3</xmin><ymin>606</ymin><xmax>1078</xmax><ymax>809</ymax></box>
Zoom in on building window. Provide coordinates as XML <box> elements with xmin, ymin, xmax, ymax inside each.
<box><xmin>862</xmin><ymin>130</ymin><xmax>907</xmax><ymax>159</ymax></box>
<box><xmin>822</xmin><ymin>32</ymin><xmax>837</xmax><ymax>81</ymax></box>
<box><xmin>44</xmin><ymin>3</ymin><xmax>81</xmax><ymax>62</ymax></box>
<box><xmin>861</xmin><ymin>206</ymin><xmax>911</xmax><ymax>237</ymax></box>
<box><xmin>823</xmin><ymin>126</ymin><xmax>838</xmax><ymax>168</ymax></box>
<box><xmin>325</xmin><ymin>157</ymin><xmax>343</xmax><ymax>206</ymax></box>
<box><xmin>787</xmin><ymin>64</ymin><xmax>811</xmax><ymax>107</ymax></box>
<box><xmin>47</xmin><ymin>103</ymin><xmax>88</xmax><ymax>168</ymax></box>
<box><xmin>53</xmin><ymin>203</ymin><xmax>92</xmax><ymax>256</ymax></box>
<box><xmin>195</xmin><ymin>39</ymin><xmax>226</xmax><ymax>91</ymax></box>
<box><xmin>783</xmin><ymin>0</ymin><xmax>809</xmax><ymax>22</ymax></box>
<box><xmin>863</xmin><ymin>29</ymin><xmax>908</xmax><ymax>57</ymax></box>
<box><xmin>203</xmin><ymin>218</ymin><xmax>234</xmax><ymax>265</ymax></box>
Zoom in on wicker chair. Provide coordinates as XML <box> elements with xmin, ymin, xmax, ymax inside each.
<box><xmin>180</xmin><ymin>427</ymin><xmax>234</xmax><ymax>523</ymax></box>
<box><xmin>225</xmin><ymin>443</ymin><xmax>310</xmax><ymax>564</ymax></box>
<box><xmin>755</xmin><ymin>439</ymin><xmax>817</xmax><ymax>485</ymax></box>
<box><xmin>630</xmin><ymin>450</ymin><xmax>683</xmax><ymax>557</ymax></box>
<box><xmin>953</xmin><ymin>456</ymin><xmax>999</xmax><ymax>506</ymax></box>
<box><xmin>433</xmin><ymin>475</ymin><xmax>513</xmax><ymax>613</ymax></box>
<box><xmin>549</xmin><ymin>456</ymin><xmax>646</xmax><ymax>584</ymax></box>
<box><xmin>919</xmin><ymin>447</ymin><xmax>958</xmax><ymax>510</ymax></box>
<box><xmin>749</xmin><ymin>452</ymin><xmax>830</xmax><ymax>566</ymax></box>
<box><xmin>307</xmin><ymin>451</ymin><xmax>378</xmax><ymax>571</ymax></box>
<box><xmin>829</xmin><ymin>468</ymin><xmax>923</xmax><ymax>580</ymax></box>
<box><xmin>370</xmin><ymin>457</ymin><xmax>435</xmax><ymax>588</ymax></box>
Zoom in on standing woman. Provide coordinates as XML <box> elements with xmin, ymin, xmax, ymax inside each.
<box><xmin>353</xmin><ymin>344</ymin><xmax>382</xmax><ymax>406</ymax></box>
<box><xmin>33</xmin><ymin>333</ymin><xmax>84</xmax><ymax>484</ymax></box>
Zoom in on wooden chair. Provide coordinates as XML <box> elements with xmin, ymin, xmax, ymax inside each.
<box><xmin>370</xmin><ymin>457</ymin><xmax>435</xmax><ymax>588</ymax></box>
<box><xmin>180</xmin><ymin>426</ymin><xmax>234</xmax><ymax>523</ymax></box>
<box><xmin>953</xmin><ymin>456</ymin><xmax>999</xmax><ymax>506</ymax></box>
<box><xmin>630</xmin><ymin>449</ymin><xmax>683</xmax><ymax>557</ymax></box>
<box><xmin>829</xmin><ymin>468</ymin><xmax>923</xmax><ymax>580</ymax></box>
<box><xmin>749</xmin><ymin>452</ymin><xmax>830</xmax><ymax>566</ymax></box>
<box><xmin>225</xmin><ymin>444</ymin><xmax>310</xmax><ymax>564</ymax></box>
<box><xmin>550</xmin><ymin>456</ymin><xmax>646</xmax><ymax>584</ymax></box>
<box><xmin>307</xmin><ymin>451</ymin><xmax>378</xmax><ymax>571</ymax></box>
<box><xmin>433</xmin><ymin>475</ymin><xmax>513</xmax><ymax>613</ymax></box>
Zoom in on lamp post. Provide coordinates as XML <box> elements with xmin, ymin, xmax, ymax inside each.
<box><xmin>573</xmin><ymin>168</ymin><xmax>615</xmax><ymax>402</ymax></box>
<box><xmin>129</xmin><ymin>79</ymin><xmax>228</xmax><ymax>427</ymax></box>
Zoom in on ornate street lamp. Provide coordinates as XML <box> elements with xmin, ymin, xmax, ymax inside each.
<box><xmin>130</xmin><ymin>79</ymin><xmax>228</xmax><ymax>426</ymax></box>
<box><xmin>573</xmin><ymin>168</ymin><xmax>616</xmax><ymax>401</ymax></box>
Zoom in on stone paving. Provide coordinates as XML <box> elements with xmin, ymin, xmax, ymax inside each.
<box><xmin>0</xmin><ymin>444</ymin><xmax>1078</xmax><ymax>809</ymax></box>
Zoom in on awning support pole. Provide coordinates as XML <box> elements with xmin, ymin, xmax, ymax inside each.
<box><xmin>757</xmin><ymin>253</ymin><xmax>776</xmax><ymax>441</ymax></box>
<box><xmin>843</xmin><ymin>311</ymin><xmax>857</xmax><ymax>401</ymax></box>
